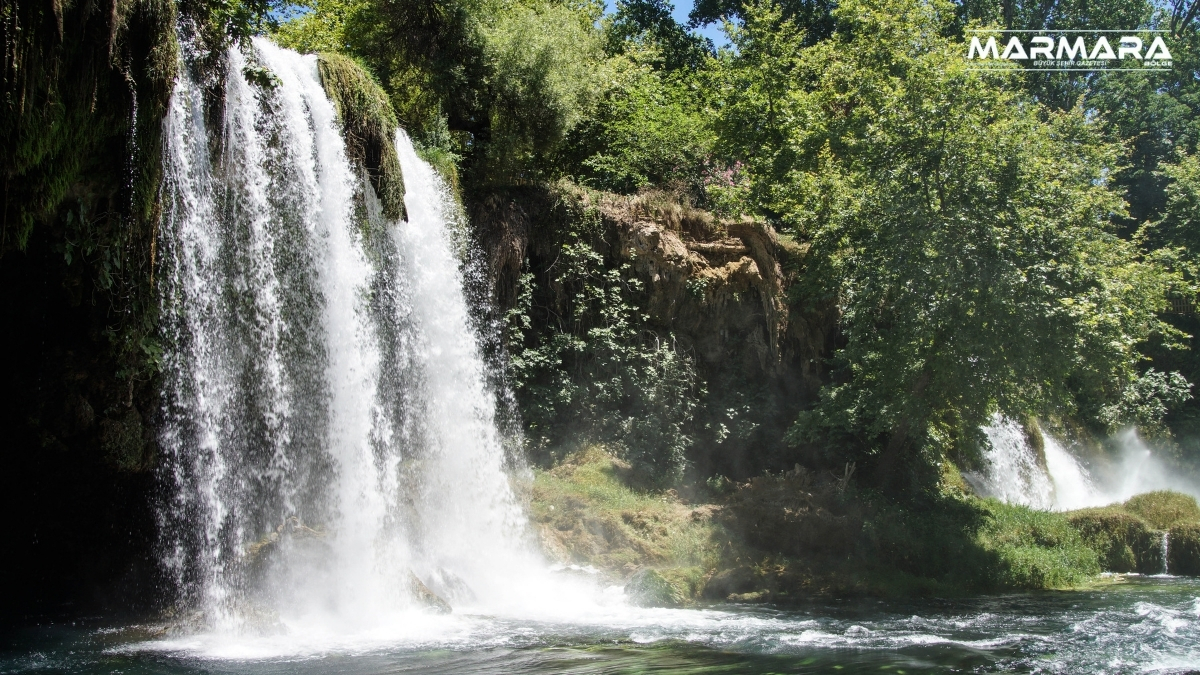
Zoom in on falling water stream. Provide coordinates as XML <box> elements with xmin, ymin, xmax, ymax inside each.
<box><xmin>5</xmin><ymin>39</ymin><xmax>1200</xmax><ymax>674</ymax></box>
<box><xmin>154</xmin><ymin>38</ymin><xmax>602</xmax><ymax>639</ymax></box>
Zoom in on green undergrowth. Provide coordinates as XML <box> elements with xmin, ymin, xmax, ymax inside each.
<box><xmin>530</xmin><ymin>447</ymin><xmax>725</xmax><ymax>577</ymax></box>
<box><xmin>529</xmin><ymin>449</ymin><xmax>1159</xmax><ymax>607</ymax></box>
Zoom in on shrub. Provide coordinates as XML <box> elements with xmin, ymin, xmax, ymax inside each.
<box><xmin>1068</xmin><ymin>507</ymin><xmax>1163</xmax><ymax>574</ymax></box>
<box><xmin>1124</xmin><ymin>491</ymin><xmax>1200</xmax><ymax>530</ymax></box>
<box><xmin>1169</xmin><ymin>523</ymin><xmax>1200</xmax><ymax>576</ymax></box>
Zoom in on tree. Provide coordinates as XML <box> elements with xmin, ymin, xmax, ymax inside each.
<box><xmin>717</xmin><ymin>0</ymin><xmax>1182</xmax><ymax>489</ymax></box>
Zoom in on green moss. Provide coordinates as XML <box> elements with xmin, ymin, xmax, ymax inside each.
<box><xmin>624</xmin><ymin>567</ymin><xmax>705</xmax><ymax>607</ymax></box>
<box><xmin>316</xmin><ymin>53</ymin><xmax>406</xmax><ymax>221</ymax></box>
<box><xmin>1067</xmin><ymin>507</ymin><xmax>1163</xmax><ymax>574</ymax></box>
<box><xmin>1169</xmin><ymin>523</ymin><xmax>1200</xmax><ymax>576</ymax></box>
<box><xmin>1124</xmin><ymin>491</ymin><xmax>1200</xmax><ymax>530</ymax></box>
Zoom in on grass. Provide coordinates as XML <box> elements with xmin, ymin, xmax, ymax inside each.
<box><xmin>530</xmin><ymin>447</ymin><xmax>725</xmax><ymax>584</ymax></box>
<box><xmin>977</xmin><ymin>499</ymin><xmax>1101</xmax><ymax>588</ymax></box>
<box><xmin>528</xmin><ymin>448</ymin><xmax>1128</xmax><ymax>604</ymax></box>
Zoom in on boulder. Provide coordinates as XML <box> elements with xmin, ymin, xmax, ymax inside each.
<box><xmin>625</xmin><ymin>568</ymin><xmax>686</xmax><ymax>607</ymax></box>
<box><xmin>702</xmin><ymin>566</ymin><xmax>758</xmax><ymax>600</ymax></box>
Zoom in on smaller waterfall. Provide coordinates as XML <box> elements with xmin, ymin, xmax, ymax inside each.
<box><xmin>1162</xmin><ymin>531</ymin><xmax>1170</xmax><ymax>576</ymax></box>
<box><xmin>967</xmin><ymin>416</ymin><xmax>1200</xmax><ymax>511</ymax></box>
<box><xmin>966</xmin><ymin>415</ymin><xmax>1103</xmax><ymax>511</ymax></box>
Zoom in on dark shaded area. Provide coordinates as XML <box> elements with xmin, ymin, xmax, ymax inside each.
<box><xmin>0</xmin><ymin>229</ymin><xmax>162</xmax><ymax>624</ymax></box>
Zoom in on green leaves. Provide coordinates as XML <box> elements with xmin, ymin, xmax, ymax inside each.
<box><xmin>505</xmin><ymin>226</ymin><xmax>700</xmax><ymax>486</ymax></box>
<box><xmin>716</xmin><ymin>0</ymin><xmax>1182</xmax><ymax>477</ymax></box>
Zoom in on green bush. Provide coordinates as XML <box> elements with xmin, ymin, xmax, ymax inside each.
<box><xmin>1169</xmin><ymin>523</ymin><xmax>1200</xmax><ymax>576</ymax></box>
<box><xmin>1067</xmin><ymin>507</ymin><xmax>1163</xmax><ymax>574</ymax></box>
<box><xmin>1124</xmin><ymin>491</ymin><xmax>1200</xmax><ymax>530</ymax></box>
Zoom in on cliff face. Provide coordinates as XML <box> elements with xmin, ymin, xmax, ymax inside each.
<box><xmin>473</xmin><ymin>184</ymin><xmax>835</xmax><ymax>478</ymax></box>
<box><xmin>1</xmin><ymin>0</ymin><xmax>180</xmax><ymax>618</ymax></box>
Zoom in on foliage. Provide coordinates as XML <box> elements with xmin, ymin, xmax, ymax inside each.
<box><xmin>272</xmin><ymin>0</ymin><xmax>358</xmax><ymax>53</ymax></box>
<box><xmin>480</xmin><ymin>3</ymin><xmax>606</xmax><ymax>181</ymax></box>
<box><xmin>563</xmin><ymin>53</ymin><xmax>716</xmax><ymax>197</ymax></box>
<box><xmin>1151</xmin><ymin>151</ymin><xmax>1200</xmax><ymax>254</ymax></box>
<box><xmin>715</xmin><ymin>0</ymin><xmax>1182</xmax><ymax>488</ymax></box>
<box><xmin>1099</xmin><ymin>369</ymin><xmax>1194</xmax><ymax>437</ymax></box>
<box><xmin>605</xmin><ymin>0</ymin><xmax>713</xmax><ymax>72</ymax></box>
<box><xmin>1067</xmin><ymin>506</ymin><xmax>1163</xmax><ymax>573</ymax></box>
<box><xmin>977</xmin><ymin>499</ymin><xmax>1102</xmax><ymax>587</ymax></box>
<box><xmin>1123</xmin><ymin>490</ymin><xmax>1200</xmax><ymax>529</ymax></box>
<box><xmin>1088</xmin><ymin>26</ymin><xmax>1200</xmax><ymax>227</ymax></box>
<box><xmin>316</xmin><ymin>52</ymin><xmax>406</xmax><ymax>220</ymax></box>
<box><xmin>506</xmin><ymin>206</ymin><xmax>700</xmax><ymax>485</ymax></box>
<box><xmin>1169</xmin><ymin>523</ymin><xmax>1200</xmax><ymax>575</ymax></box>
<box><xmin>277</xmin><ymin>0</ymin><xmax>609</xmax><ymax>184</ymax></box>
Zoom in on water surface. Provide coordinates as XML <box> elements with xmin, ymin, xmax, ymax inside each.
<box><xmin>5</xmin><ymin>577</ymin><xmax>1199</xmax><ymax>674</ymax></box>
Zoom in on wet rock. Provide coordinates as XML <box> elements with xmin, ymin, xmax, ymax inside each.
<box><xmin>727</xmin><ymin>590</ymin><xmax>770</xmax><ymax>603</ymax></box>
<box><xmin>625</xmin><ymin>568</ymin><xmax>685</xmax><ymax>607</ymax></box>
<box><xmin>409</xmin><ymin>571</ymin><xmax>452</xmax><ymax>613</ymax></box>
<box><xmin>702</xmin><ymin>566</ymin><xmax>757</xmax><ymax>600</ymax></box>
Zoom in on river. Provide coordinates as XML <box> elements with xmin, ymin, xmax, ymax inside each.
<box><xmin>4</xmin><ymin>576</ymin><xmax>1198</xmax><ymax>674</ymax></box>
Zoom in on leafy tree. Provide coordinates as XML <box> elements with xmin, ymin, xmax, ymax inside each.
<box><xmin>605</xmin><ymin>0</ymin><xmax>713</xmax><ymax>71</ymax></box>
<box><xmin>562</xmin><ymin>52</ymin><xmax>716</xmax><ymax>195</ymax></box>
<box><xmin>718</xmin><ymin>0</ymin><xmax>1183</xmax><ymax>490</ymax></box>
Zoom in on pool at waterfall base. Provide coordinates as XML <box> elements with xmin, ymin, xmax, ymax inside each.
<box><xmin>4</xmin><ymin>576</ymin><xmax>1199</xmax><ymax>674</ymax></box>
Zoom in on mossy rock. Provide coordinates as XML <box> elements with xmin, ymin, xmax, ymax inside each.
<box><xmin>1169</xmin><ymin>523</ymin><xmax>1200</xmax><ymax>576</ymax></box>
<box><xmin>1067</xmin><ymin>507</ymin><xmax>1162</xmax><ymax>574</ymax></box>
<box><xmin>624</xmin><ymin>568</ymin><xmax>702</xmax><ymax>607</ymax></box>
<box><xmin>316</xmin><ymin>53</ymin><xmax>406</xmax><ymax>221</ymax></box>
<box><xmin>1124</xmin><ymin>491</ymin><xmax>1200</xmax><ymax>530</ymax></box>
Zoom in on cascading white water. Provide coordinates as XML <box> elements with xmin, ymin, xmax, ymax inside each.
<box><xmin>157</xmin><ymin>38</ymin><xmax>572</xmax><ymax>635</ymax></box>
<box><xmin>965</xmin><ymin>415</ymin><xmax>1104</xmax><ymax>511</ymax></box>
<box><xmin>966</xmin><ymin>415</ymin><xmax>1200</xmax><ymax>511</ymax></box>
<box><xmin>966</xmin><ymin>416</ymin><xmax>1057</xmax><ymax>509</ymax></box>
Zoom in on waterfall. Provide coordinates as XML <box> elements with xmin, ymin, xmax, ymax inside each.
<box><xmin>157</xmin><ymin>38</ymin><xmax>555</xmax><ymax>633</ymax></box>
<box><xmin>1162</xmin><ymin>531</ymin><xmax>1170</xmax><ymax>576</ymax></box>
<box><xmin>966</xmin><ymin>415</ymin><xmax>1200</xmax><ymax>511</ymax></box>
<box><xmin>965</xmin><ymin>415</ymin><xmax>1104</xmax><ymax>511</ymax></box>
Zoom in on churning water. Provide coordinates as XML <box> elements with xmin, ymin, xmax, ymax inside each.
<box><xmin>4</xmin><ymin>577</ymin><xmax>1200</xmax><ymax>673</ymax></box>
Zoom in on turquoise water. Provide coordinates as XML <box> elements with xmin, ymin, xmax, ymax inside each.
<box><xmin>4</xmin><ymin>577</ymin><xmax>1199</xmax><ymax>674</ymax></box>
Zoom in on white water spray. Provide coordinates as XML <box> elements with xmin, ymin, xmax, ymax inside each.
<box><xmin>156</xmin><ymin>39</ymin><xmax>601</xmax><ymax>641</ymax></box>
<box><xmin>966</xmin><ymin>415</ymin><xmax>1200</xmax><ymax>511</ymax></box>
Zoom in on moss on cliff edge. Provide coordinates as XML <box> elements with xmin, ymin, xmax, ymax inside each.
<box><xmin>316</xmin><ymin>53</ymin><xmax>406</xmax><ymax>221</ymax></box>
